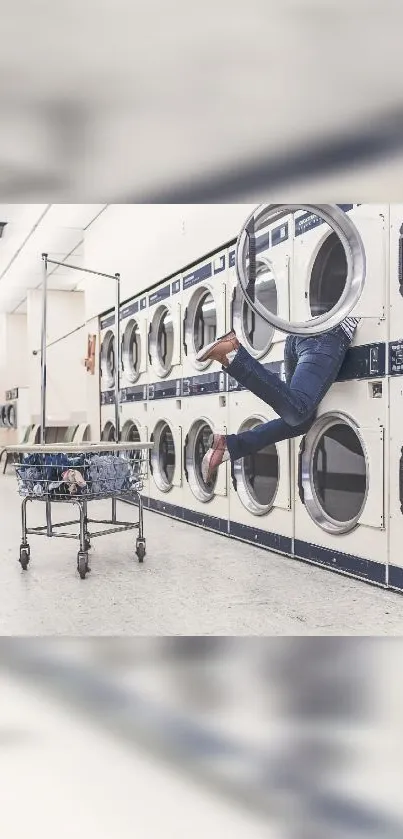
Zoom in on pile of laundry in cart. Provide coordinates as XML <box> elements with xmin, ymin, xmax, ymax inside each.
<box><xmin>16</xmin><ymin>451</ymin><xmax>142</xmax><ymax>499</ymax></box>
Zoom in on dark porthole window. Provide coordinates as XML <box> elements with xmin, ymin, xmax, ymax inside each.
<box><xmin>312</xmin><ymin>423</ymin><xmax>367</xmax><ymax>524</ymax></box>
<box><xmin>309</xmin><ymin>232</ymin><xmax>348</xmax><ymax>317</ymax></box>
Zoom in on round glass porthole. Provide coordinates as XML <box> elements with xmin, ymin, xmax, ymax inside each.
<box><xmin>5</xmin><ymin>404</ymin><xmax>16</xmax><ymax>429</ymax></box>
<box><xmin>186</xmin><ymin>419</ymin><xmax>217</xmax><ymax>504</ymax></box>
<box><xmin>122</xmin><ymin>319</ymin><xmax>141</xmax><ymax>383</ymax></box>
<box><xmin>149</xmin><ymin>306</ymin><xmax>174</xmax><ymax>378</ymax></box>
<box><xmin>233</xmin><ymin>418</ymin><xmax>279</xmax><ymax>515</ymax></box>
<box><xmin>100</xmin><ymin>330</ymin><xmax>115</xmax><ymax>390</ymax></box>
<box><xmin>101</xmin><ymin>421</ymin><xmax>115</xmax><ymax>442</ymax></box>
<box><xmin>309</xmin><ymin>232</ymin><xmax>348</xmax><ymax>317</ymax></box>
<box><xmin>184</xmin><ymin>286</ymin><xmax>217</xmax><ymax>369</ymax></box>
<box><xmin>0</xmin><ymin>405</ymin><xmax>7</xmax><ymax>428</ymax></box>
<box><xmin>121</xmin><ymin>420</ymin><xmax>140</xmax><ymax>443</ymax></box>
<box><xmin>185</xmin><ymin>419</ymin><xmax>217</xmax><ymax>502</ymax></box>
<box><xmin>301</xmin><ymin>414</ymin><xmax>368</xmax><ymax>534</ymax></box>
<box><xmin>150</xmin><ymin>420</ymin><xmax>176</xmax><ymax>492</ymax></box>
<box><xmin>233</xmin><ymin>262</ymin><xmax>278</xmax><ymax>359</ymax></box>
<box><xmin>236</xmin><ymin>204</ymin><xmax>366</xmax><ymax>336</ymax></box>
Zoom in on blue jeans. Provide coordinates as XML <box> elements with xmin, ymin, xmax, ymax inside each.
<box><xmin>226</xmin><ymin>326</ymin><xmax>351</xmax><ymax>462</ymax></box>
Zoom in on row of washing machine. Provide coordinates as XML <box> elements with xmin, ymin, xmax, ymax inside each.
<box><xmin>98</xmin><ymin>204</ymin><xmax>403</xmax><ymax>592</ymax></box>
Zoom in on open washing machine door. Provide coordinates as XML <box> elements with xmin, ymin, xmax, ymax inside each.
<box><xmin>236</xmin><ymin>204</ymin><xmax>366</xmax><ymax>336</ymax></box>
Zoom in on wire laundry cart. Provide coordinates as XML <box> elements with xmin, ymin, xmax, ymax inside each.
<box><xmin>6</xmin><ymin>254</ymin><xmax>154</xmax><ymax>579</ymax></box>
<box><xmin>7</xmin><ymin>442</ymin><xmax>152</xmax><ymax>579</ymax></box>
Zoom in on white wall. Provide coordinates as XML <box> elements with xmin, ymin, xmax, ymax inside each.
<box><xmin>83</xmin><ymin>204</ymin><xmax>255</xmax><ymax>318</ymax></box>
<box><xmin>27</xmin><ymin>289</ymin><xmax>87</xmax><ymax>427</ymax></box>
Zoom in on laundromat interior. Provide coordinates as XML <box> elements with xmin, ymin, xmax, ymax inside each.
<box><xmin>1</xmin><ymin>203</ymin><xmax>403</xmax><ymax>626</ymax></box>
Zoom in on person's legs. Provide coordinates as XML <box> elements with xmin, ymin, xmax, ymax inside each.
<box><xmin>227</xmin><ymin>415</ymin><xmax>313</xmax><ymax>462</ymax></box>
<box><xmin>227</xmin><ymin>328</ymin><xmax>350</xmax><ymax>427</ymax></box>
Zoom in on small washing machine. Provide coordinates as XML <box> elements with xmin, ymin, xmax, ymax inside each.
<box><xmin>227</xmin><ymin>211</ymin><xmax>293</xmax><ymax>363</ymax></box>
<box><xmin>182</xmin><ymin>249</ymin><xmax>228</xmax><ymax>380</ymax></box>
<box><xmin>146</xmin><ymin>398</ymin><xmax>184</xmax><ymax>516</ymax></box>
<box><xmin>389</xmin><ymin>203</ymin><xmax>403</xmax><ymax>346</ymax></box>
<box><xmin>148</xmin><ymin>274</ymin><xmax>182</xmax><ymax>398</ymax></box>
<box><xmin>99</xmin><ymin>308</ymin><xmax>116</xmax><ymax>399</ymax></box>
<box><xmin>120</xmin><ymin>402</ymin><xmax>150</xmax><ymax>497</ymax></box>
<box><xmin>227</xmin><ymin>390</ymin><xmax>293</xmax><ymax>556</ymax></box>
<box><xmin>100</xmin><ymin>403</ymin><xmax>117</xmax><ymax>442</ymax></box>
<box><xmin>293</xmin><ymin>377</ymin><xmax>388</xmax><ymax>585</ymax></box>
<box><xmin>182</xmin><ymin>390</ymin><xmax>229</xmax><ymax>530</ymax></box>
<box><xmin>292</xmin><ymin>204</ymin><xmax>389</xmax><ymax>347</ymax></box>
<box><xmin>120</xmin><ymin>294</ymin><xmax>149</xmax><ymax>399</ymax></box>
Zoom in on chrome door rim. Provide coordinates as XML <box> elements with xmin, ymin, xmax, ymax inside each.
<box><xmin>236</xmin><ymin>204</ymin><xmax>366</xmax><ymax>336</ymax></box>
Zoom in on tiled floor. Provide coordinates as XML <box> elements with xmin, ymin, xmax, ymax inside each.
<box><xmin>1</xmin><ymin>474</ymin><xmax>402</xmax><ymax>635</ymax></box>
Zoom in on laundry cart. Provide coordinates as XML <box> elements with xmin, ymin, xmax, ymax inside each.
<box><xmin>7</xmin><ymin>441</ymin><xmax>152</xmax><ymax>578</ymax></box>
<box><xmin>5</xmin><ymin>253</ymin><xmax>154</xmax><ymax>579</ymax></box>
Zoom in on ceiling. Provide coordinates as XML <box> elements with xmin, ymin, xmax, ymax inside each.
<box><xmin>0</xmin><ymin>205</ymin><xmax>107</xmax><ymax>313</ymax></box>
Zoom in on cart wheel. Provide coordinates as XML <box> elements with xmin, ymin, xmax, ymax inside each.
<box><xmin>77</xmin><ymin>552</ymin><xmax>90</xmax><ymax>580</ymax></box>
<box><xmin>85</xmin><ymin>538</ymin><xmax>92</xmax><ymax>551</ymax></box>
<box><xmin>19</xmin><ymin>546</ymin><xmax>30</xmax><ymax>571</ymax></box>
<box><xmin>136</xmin><ymin>541</ymin><xmax>146</xmax><ymax>564</ymax></box>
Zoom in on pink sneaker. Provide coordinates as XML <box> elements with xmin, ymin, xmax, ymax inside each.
<box><xmin>201</xmin><ymin>434</ymin><xmax>230</xmax><ymax>484</ymax></box>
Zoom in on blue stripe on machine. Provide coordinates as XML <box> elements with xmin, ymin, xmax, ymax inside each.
<box><xmin>294</xmin><ymin>540</ymin><xmax>386</xmax><ymax>585</ymax></box>
<box><xmin>182</xmin><ymin>372</ymin><xmax>227</xmax><ymax>397</ymax></box>
<box><xmin>183</xmin><ymin>262</ymin><xmax>213</xmax><ymax>290</ymax></box>
<box><xmin>295</xmin><ymin>204</ymin><xmax>354</xmax><ymax>237</ymax></box>
<box><xmin>149</xmin><ymin>284</ymin><xmax>171</xmax><ymax>306</ymax></box>
<box><xmin>230</xmin><ymin>521</ymin><xmax>292</xmax><ymax>555</ymax></box>
<box><xmin>390</xmin><ymin>340</ymin><xmax>403</xmax><ymax>375</ymax></box>
<box><xmin>148</xmin><ymin>380</ymin><xmax>182</xmax><ymax>400</ymax></box>
<box><xmin>120</xmin><ymin>301</ymin><xmax>139</xmax><ymax>320</ymax></box>
<box><xmin>100</xmin><ymin>314</ymin><xmax>114</xmax><ymax>329</ymax></box>
<box><xmin>120</xmin><ymin>385</ymin><xmax>148</xmax><ymax>403</ymax></box>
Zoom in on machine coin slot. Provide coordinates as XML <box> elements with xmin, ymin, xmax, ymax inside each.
<box><xmin>369</xmin><ymin>382</ymin><xmax>383</xmax><ymax>399</ymax></box>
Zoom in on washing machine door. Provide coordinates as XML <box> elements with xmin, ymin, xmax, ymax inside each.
<box><xmin>236</xmin><ymin>204</ymin><xmax>366</xmax><ymax>336</ymax></box>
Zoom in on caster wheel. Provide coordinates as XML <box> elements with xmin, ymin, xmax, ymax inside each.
<box><xmin>136</xmin><ymin>542</ymin><xmax>146</xmax><ymax>564</ymax></box>
<box><xmin>84</xmin><ymin>538</ymin><xmax>92</xmax><ymax>551</ymax></box>
<box><xmin>77</xmin><ymin>552</ymin><xmax>90</xmax><ymax>580</ymax></box>
<box><xmin>19</xmin><ymin>546</ymin><xmax>30</xmax><ymax>571</ymax></box>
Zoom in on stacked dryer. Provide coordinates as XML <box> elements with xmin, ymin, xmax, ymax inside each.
<box><xmin>147</xmin><ymin>273</ymin><xmax>184</xmax><ymax>514</ymax></box>
<box><xmin>181</xmin><ymin>249</ymin><xmax>230</xmax><ymax>529</ymax></box>
<box><xmin>291</xmin><ymin>204</ymin><xmax>389</xmax><ymax>584</ymax></box>
<box><xmin>227</xmin><ymin>217</ymin><xmax>294</xmax><ymax>554</ymax></box>
<box><xmin>99</xmin><ymin>308</ymin><xmax>118</xmax><ymax>441</ymax></box>
<box><xmin>387</xmin><ymin>203</ymin><xmax>403</xmax><ymax>591</ymax></box>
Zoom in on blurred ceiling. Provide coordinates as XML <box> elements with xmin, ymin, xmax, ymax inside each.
<box><xmin>0</xmin><ymin>205</ymin><xmax>107</xmax><ymax>313</ymax></box>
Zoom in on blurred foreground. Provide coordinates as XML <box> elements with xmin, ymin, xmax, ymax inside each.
<box><xmin>1</xmin><ymin>1</ymin><xmax>403</xmax><ymax>200</ymax></box>
<box><xmin>0</xmin><ymin>638</ymin><xmax>402</xmax><ymax>837</ymax></box>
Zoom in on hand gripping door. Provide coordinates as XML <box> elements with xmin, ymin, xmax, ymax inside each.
<box><xmin>236</xmin><ymin>204</ymin><xmax>366</xmax><ymax>336</ymax></box>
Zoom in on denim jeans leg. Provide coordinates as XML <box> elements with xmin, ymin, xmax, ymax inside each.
<box><xmin>227</xmin><ymin>332</ymin><xmax>349</xmax><ymax>428</ymax></box>
<box><xmin>227</xmin><ymin>416</ymin><xmax>313</xmax><ymax>461</ymax></box>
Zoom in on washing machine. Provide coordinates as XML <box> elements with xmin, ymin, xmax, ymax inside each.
<box><xmin>389</xmin><ymin>204</ymin><xmax>403</xmax><ymax>350</ymax></box>
<box><xmin>146</xmin><ymin>398</ymin><xmax>184</xmax><ymax>517</ymax></box>
<box><xmin>100</xmin><ymin>403</ymin><xmax>117</xmax><ymax>442</ymax></box>
<box><xmin>182</xmin><ymin>249</ymin><xmax>228</xmax><ymax>381</ymax></box>
<box><xmin>388</xmin><ymin>375</ymin><xmax>403</xmax><ymax>592</ymax></box>
<box><xmin>148</xmin><ymin>274</ymin><xmax>182</xmax><ymax>400</ymax></box>
<box><xmin>292</xmin><ymin>204</ymin><xmax>389</xmax><ymax>347</ymax></box>
<box><xmin>181</xmin><ymin>390</ymin><xmax>229</xmax><ymax>531</ymax></box>
<box><xmin>99</xmin><ymin>308</ymin><xmax>116</xmax><ymax>399</ymax></box>
<box><xmin>120</xmin><ymin>402</ymin><xmax>150</xmax><ymax>497</ymax></box>
<box><xmin>227</xmin><ymin>210</ymin><xmax>293</xmax><ymax>366</ymax></box>
<box><xmin>227</xmin><ymin>390</ymin><xmax>293</xmax><ymax>556</ymax></box>
<box><xmin>120</xmin><ymin>294</ymin><xmax>149</xmax><ymax>399</ymax></box>
<box><xmin>293</xmin><ymin>377</ymin><xmax>388</xmax><ymax>585</ymax></box>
